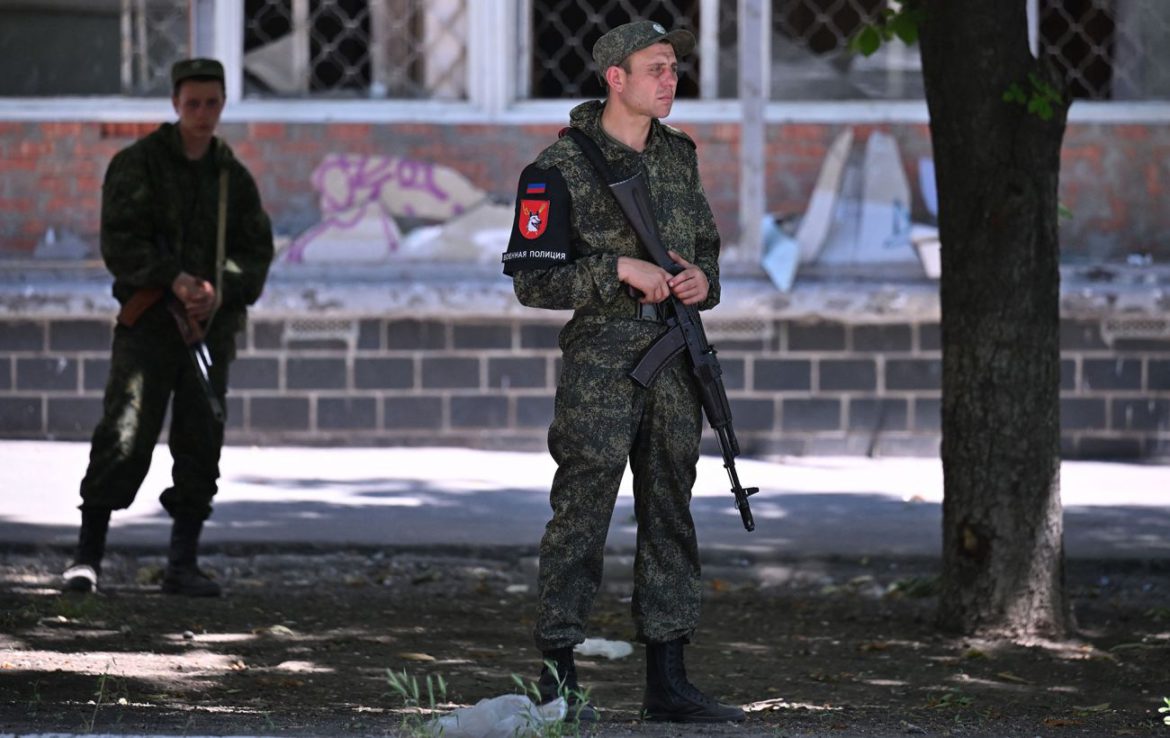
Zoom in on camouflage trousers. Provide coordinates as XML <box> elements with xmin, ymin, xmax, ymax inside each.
<box><xmin>534</xmin><ymin>333</ymin><xmax>703</xmax><ymax>651</ymax></box>
<box><xmin>79</xmin><ymin>302</ymin><xmax>235</xmax><ymax>521</ymax></box>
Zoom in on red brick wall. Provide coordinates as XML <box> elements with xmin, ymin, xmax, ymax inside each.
<box><xmin>0</xmin><ymin>119</ymin><xmax>1165</xmax><ymax>260</ymax></box>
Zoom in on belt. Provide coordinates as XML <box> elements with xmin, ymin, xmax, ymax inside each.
<box><xmin>576</xmin><ymin>299</ymin><xmax>666</xmax><ymax>322</ymax></box>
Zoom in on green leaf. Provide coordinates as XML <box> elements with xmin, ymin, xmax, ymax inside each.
<box><xmin>1027</xmin><ymin>97</ymin><xmax>1055</xmax><ymax>120</ymax></box>
<box><xmin>1058</xmin><ymin>202</ymin><xmax>1074</xmax><ymax>220</ymax></box>
<box><xmin>889</xmin><ymin>14</ymin><xmax>919</xmax><ymax>45</ymax></box>
<box><xmin>854</xmin><ymin>25</ymin><xmax>882</xmax><ymax>56</ymax></box>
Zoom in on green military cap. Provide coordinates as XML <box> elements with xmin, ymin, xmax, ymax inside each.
<box><xmin>171</xmin><ymin>57</ymin><xmax>225</xmax><ymax>85</ymax></box>
<box><xmin>592</xmin><ymin>20</ymin><xmax>696</xmax><ymax>72</ymax></box>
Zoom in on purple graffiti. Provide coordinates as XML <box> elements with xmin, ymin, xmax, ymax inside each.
<box><xmin>286</xmin><ymin>153</ymin><xmax>469</xmax><ymax>263</ymax></box>
<box><xmin>310</xmin><ymin>154</ymin><xmax>451</xmax><ymax>216</ymax></box>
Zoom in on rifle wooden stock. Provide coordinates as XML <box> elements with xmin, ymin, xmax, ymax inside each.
<box><xmin>116</xmin><ymin>287</ymin><xmax>165</xmax><ymax>327</ymax></box>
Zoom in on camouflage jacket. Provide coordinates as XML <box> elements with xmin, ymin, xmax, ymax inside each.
<box><xmin>100</xmin><ymin>122</ymin><xmax>274</xmax><ymax>323</ymax></box>
<box><xmin>502</xmin><ymin>100</ymin><xmax>721</xmax><ymax>330</ymax></box>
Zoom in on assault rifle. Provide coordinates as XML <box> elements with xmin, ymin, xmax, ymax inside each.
<box><xmin>115</xmin><ymin>248</ymin><xmax>225</xmax><ymax>424</ymax></box>
<box><xmin>562</xmin><ymin>127</ymin><xmax>759</xmax><ymax>531</ymax></box>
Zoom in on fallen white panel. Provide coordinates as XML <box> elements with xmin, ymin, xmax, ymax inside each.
<box><xmin>795</xmin><ymin>128</ymin><xmax>853</xmax><ymax>264</ymax></box>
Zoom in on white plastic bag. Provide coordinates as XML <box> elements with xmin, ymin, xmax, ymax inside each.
<box><xmin>426</xmin><ymin>693</ymin><xmax>566</xmax><ymax>738</ymax></box>
<box><xmin>574</xmin><ymin>637</ymin><xmax>633</xmax><ymax>660</ymax></box>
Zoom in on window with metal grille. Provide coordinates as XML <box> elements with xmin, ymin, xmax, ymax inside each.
<box><xmin>242</xmin><ymin>0</ymin><xmax>468</xmax><ymax>99</ymax></box>
<box><xmin>0</xmin><ymin>0</ymin><xmax>189</xmax><ymax>96</ymax></box>
<box><xmin>525</xmin><ymin>0</ymin><xmax>1170</xmax><ymax>101</ymax></box>
<box><xmin>1042</xmin><ymin>0</ymin><xmax>1170</xmax><ymax>100</ymax></box>
<box><xmin>528</xmin><ymin>0</ymin><xmax>700</xmax><ymax>99</ymax></box>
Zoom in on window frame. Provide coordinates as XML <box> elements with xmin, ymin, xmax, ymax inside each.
<box><xmin>0</xmin><ymin>0</ymin><xmax>1166</xmax><ymax>123</ymax></box>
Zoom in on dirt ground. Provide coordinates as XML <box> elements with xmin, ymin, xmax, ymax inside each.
<box><xmin>1</xmin><ymin>545</ymin><xmax>1168</xmax><ymax>737</ymax></box>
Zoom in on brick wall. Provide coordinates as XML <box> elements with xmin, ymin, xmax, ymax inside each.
<box><xmin>2</xmin><ymin>306</ymin><xmax>1166</xmax><ymax>460</ymax></box>
<box><xmin>2</xmin><ymin>119</ymin><xmax>1169</xmax><ymax>262</ymax></box>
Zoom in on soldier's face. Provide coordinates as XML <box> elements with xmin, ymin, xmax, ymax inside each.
<box><xmin>173</xmin><ymin>80</ymin><xmax>225</xmax><ymax>146</ymax></box>
<box><xmin>615</xmin><ymin>43</ymin><xmax>679</xmax><ymax>119</ymax></box>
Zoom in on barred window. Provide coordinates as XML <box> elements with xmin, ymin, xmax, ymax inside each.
<box><xmin>0</xmin><ymin>0</ymin><xmax>189</xmax><ymax>97</ymax></box>
<box><xmin>528</xmin><ymin>0</ymin><xmax>700</xmax><ymax>99</ymax></box>
<box><xmin>525</xmin><ymin>0</ymin><xmax>1170</xmax><ymax>102</ymax></box>
<box><xmin>1042</xmin><ymin>0</ymin><xmax>1170</xmax><ymax>100</ymax></box>
<box><xmin>243</xmin><ymin>0</ymin><xmax>468</xmax><ymax>99</ymax></box>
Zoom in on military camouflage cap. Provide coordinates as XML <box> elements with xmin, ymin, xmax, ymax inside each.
<box><xmin>171</xmin><ymin>58</ymin><xmax>225</xmax><ymax>86</ymax></box>
<box><xmin>592</xmin><ymin>20</ymin><xmax>696</xmax><ymax>71</ymax></box>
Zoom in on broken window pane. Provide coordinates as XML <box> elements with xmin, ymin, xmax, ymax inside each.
<box><xmin>243</xmin><ymin>0</ymin><xmax>468</xmax><ymax>99</ymax></box>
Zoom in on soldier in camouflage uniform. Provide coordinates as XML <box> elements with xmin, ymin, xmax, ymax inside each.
<box><xmin>62</xmin><ymin>58</ymin><xmax>274</xmax><ymax>598</ymax></box>
<box><xmin>502</xmin><ymin>21</ymin><xmax>744</xmax><ymax>724</ymax></box>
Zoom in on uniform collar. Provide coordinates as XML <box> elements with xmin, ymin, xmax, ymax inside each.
<box><xmin>569</xmin><ymin>100</ymin><xmax>664</xmax><ymax>162</ymax></box>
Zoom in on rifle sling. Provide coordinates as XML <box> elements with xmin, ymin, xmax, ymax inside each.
<box><xmin>561</xmin><ymin>128</ymin><xmax>676</xmax><ymax>273</ymax></box>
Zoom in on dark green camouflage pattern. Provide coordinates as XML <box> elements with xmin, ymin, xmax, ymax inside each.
<box><xmin>80</xmin><ymin>304</ymin><xmax>236</xmax><ymax>520</ymax></box>
<box><xmin>515</xmin><ymin>101</ymin><xmax>721</xmax><ymax>649</ymax></box>
<box><xmin>101</xmin><ymin>122</ymin><xmax>273</xmax><ymax>327</ymax></box>
<box><xmin>592</xmin><ymin>21</ymin><xmax>696</xmax><ymax>72</ymax></box>
<box><xmin>81</xmin><ymin>123</ymin><xmax>273</xmax><ymax>520</ymax></box>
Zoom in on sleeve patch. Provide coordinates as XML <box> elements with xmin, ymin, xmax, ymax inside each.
<box><xmin>502</xmin><ymin>164</ymin><xmax>572</xmax><ymax>276</ymax></box>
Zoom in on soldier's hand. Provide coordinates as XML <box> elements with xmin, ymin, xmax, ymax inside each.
<box><xmin>617</xmin><ymin>257</ymin><xmax>671</xmax><ymax>304</ymax></box>
<box><xmin>172</xmin><ymin>272</ymin><xmax>217</xmax><ymax>322</ymax></box>
<box><xmin>666</xmin><ymin>251</ymin><xmax>709</xmax><ymax>305</ymax></box>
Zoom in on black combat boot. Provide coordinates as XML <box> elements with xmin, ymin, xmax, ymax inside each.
<box><xmin>642</xmin><ymin>638</ymin><xmax>745</xmax><ymax>723</ymax></box>
<box><xmin>537</xmin><ymin>647</ymin><xmax>598</xmax><ymax>723</ymax></box>
<box><xmin>161</xmin><ymin>516</ymin><xmax>221</xmax><ymax>597</ymax></box>
<box><xmin>62</xmin><ymin>507</ymin><xmax>111</xmax><ymax>593</ymax></box>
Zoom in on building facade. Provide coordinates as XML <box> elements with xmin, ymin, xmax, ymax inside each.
<box><xmin>1</xmin><ymin>0</ymin><xmax>1167</xmax><ymax>458</ymax></box>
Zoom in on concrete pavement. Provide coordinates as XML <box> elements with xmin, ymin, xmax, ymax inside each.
<box><xmin>2</xmin><ymin>440</ymin><xmax>1167</xmax><ymax>560</ymax></box>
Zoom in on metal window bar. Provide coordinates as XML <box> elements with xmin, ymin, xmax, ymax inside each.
<box><xmin>243</xmin><ymin>0</ymin><xmax>467</xmax><ymax>99</ymax></box>
<box><xmin>120</xmin><ymin>0</ymin><xmax>191</xmax><ymax>96</ymax></box>
<box><xmin>1041</xmin><ymin>0</ymin><xmax>1170</xmax><ymax>100</ymax></box>
<box><xmin>522</xmin><ymin>0</ymin><xmax>1165</xmax><ymax>101</ymax></box>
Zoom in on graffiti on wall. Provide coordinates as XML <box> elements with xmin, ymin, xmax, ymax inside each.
<box><xmin>284</xmin><ymin>153</ymin><xmax>513</xmax><ymax>264</ymax></box>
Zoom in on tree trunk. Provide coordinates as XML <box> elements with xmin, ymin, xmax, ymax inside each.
<box><xmin>919</xmin><ymin>1</ymin><xmax>1071</xmax><ymax>639</ymax></box>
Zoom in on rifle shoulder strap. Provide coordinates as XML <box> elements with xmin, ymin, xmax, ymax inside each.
<box><xmin>561</xmin><ymin>127</ymin><xmax>615</xmax><ymax>185</ymax></box>
<box><xmin>561</xmin><ymin>127</ymin><xmax>674</xmax><ymax>271</ymax></box>
<box><xmin>206</xmin><ymin>167</ymin><xmax>229</xmax><ymax>330</ymax></box>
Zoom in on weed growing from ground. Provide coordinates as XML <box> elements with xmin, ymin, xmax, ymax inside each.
<box><xmin>385</xmin><ymin>668</ymin><xmax>447</xmax><ymax>737</ymax></box>
<box><xmin>85</xmin><ymin>671</ymin><xmax>111</xmax><ymax>733</ymax></box>
<box><xmin>509</xmin><ymin>660</ymin><xmax>588</xmax><ymax>738</ymax></box>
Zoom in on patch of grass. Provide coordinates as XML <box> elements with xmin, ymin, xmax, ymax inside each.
<box><xmin>928</xmin><ymin>690</ymin><xmax>973</xmax><ymax>710</ymax></box>
<box><xmin>25</xmin><ymin>679</ymin><xmax>42</xmax><ymax>716</ymax></box>
<box><xmin>385</xmin><ymin>668</ymin><xmax>447</xmax><ymax>738</ymax></box>
<box><xmin>885</xmin><ymin>576</ymin><xmax>939</xmax><ymax>599</ymax></box>
<box><xmin>383</xmin><ymin>666</ymin><xmax>582</xmax><ymax>738</ymax></box>
<box><xmin>81</xmin><ymin>668</ymin><xmax>130</xmax><ymax>732</ymax></box>
<box><xmin>510</xmin><ymin>662</ymin><xmax>588</xmax><ymax>738</ymax></box>
<box><xmin>1</xmin><ymin>602</ymin><xmax>46</xmax><ymax>630</ymax></box>
<box><xmin>51</xmin><ymin>593</ymin><xmax>111</xmax><ymax>622</ymax></box>
<box><xmin>85</xmin><ymin>671</ymin><xmax>111</xmax><ymax>732</ymax></box>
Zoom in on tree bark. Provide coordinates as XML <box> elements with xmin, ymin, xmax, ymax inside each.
<box><xmin>919</xmin><ymin>1</ymin><xmax>1071</xmax><ymax>639</ymax></box>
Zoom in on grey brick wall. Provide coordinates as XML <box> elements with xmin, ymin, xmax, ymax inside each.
<box><xmin>1</xmin><ymin>315</ymin><xmax>1167</xmax><ymax>459</ymax></box>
